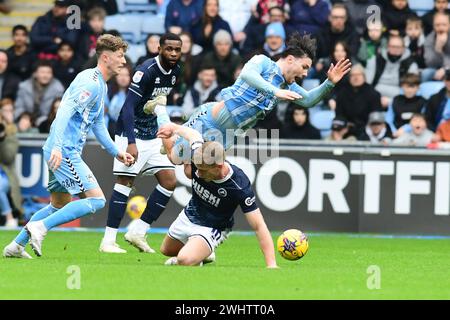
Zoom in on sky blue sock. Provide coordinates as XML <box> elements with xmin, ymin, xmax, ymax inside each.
<box><xmin>42</xmin><ymin>198</ymin><xmax>105</xmax><ymax>230</ymax></box>
<box><xmin>15</xmin><ymin>204</ymin><xmax>58</xmax><ymax>246</ymax></box>
<box><xmin>157</xmin><ymin>112</ymin><xmax>171</xmax><ymax>128</ymax></box>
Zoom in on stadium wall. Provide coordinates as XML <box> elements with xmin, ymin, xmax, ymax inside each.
<box><xmin>17</xmin><ymin>137</ymin><xmax>450</xmax><ymax>235</ymax></box>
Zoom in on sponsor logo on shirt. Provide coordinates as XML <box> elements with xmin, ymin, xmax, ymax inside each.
<box><xmin>245</xmin><ymin>196</ymin><xmax>256</xmax><ymax>207</ymax></box>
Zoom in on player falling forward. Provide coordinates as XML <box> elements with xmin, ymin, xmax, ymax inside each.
<box><xmin>149</xmin><ymin>33</ymin><xmax>351</xmax><ymax>160</ymax></box>
<box><xmin>3</xmin><ymin>35</ymin><xmax>134</xmax><ymax>258</ymax></box>
<box><xmin>100</xmin><ymin>33</ymin><xmax>183</xmax><ymax>254</ymax></box>
<box><xmin>157</xmin><ymin>123</ymin><xmax>277</xmax><ymax>268</ymax></box>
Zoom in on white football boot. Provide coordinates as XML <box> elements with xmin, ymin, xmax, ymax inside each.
<box><xmin>124</xmin><ymin>230</ymin><xmax>155</xmax><ymax>253</ymax></box>
<box><xmin>203</xmin><ymin>251</ymin><xmax>216</xmax><ymax>264</ymax></box>
<box><xmin>3</xmin><ymin>242</ymin><xmax>33</xmax><ymax>259</ymax></box>
<box><xmin>24</xmin><ymin>221</ymin><xmax>47</xmax><ymax>257</ymax></box>
<box><xmin>99</xmin><ymin>240</ymin><xmax>127</xmax><ymax>253</ymax></box>
<box><xmin>143</xmin><ymin>95</ymin><xmax>167</xmax><ymax>115</ymax></box>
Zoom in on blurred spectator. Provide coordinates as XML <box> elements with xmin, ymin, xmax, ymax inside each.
<box><xmin>6</xmin><ymin>25</ymin><xmax>36</xmax><ymax>81</ymax></box>
<box><xmin>382</xmin><ymin>0</ymin><xmax>417</xmax><ymax>36</ymax></box>
<box><xmin>357</xmin><ymin>21</ymin><xmax>388</xmax><ymax>67</ymax></box>
<box><xmin>404</xmin><ymin>16</ymin><xmax>426</xmax><ymax>70</ymax></box>
<box><xmin>281</xmin><ymin>105</ymin><xmax>321</xmax><ymax>139</ymax></box>
<box><xmin>325</xmin><ymin>116</ymin><xmax>357</xmax><ymax>141</ymax></box>
<box><xmin>107</xmin><ymin>64</ymin><xmax>132</xmax><ymax>135</ymax></box>
<box><xmin>29</xmin><ymin>0</ymin><xmax>80</xmax><ymax>60</ymax></box>
<box><xmin>14</xmin><ymin>60</ymin><xmax>64</xmax><ymax>127</ymax></box>
<box><xmin>190</xmin><ymin>0</ymin><xmax>233</xmax><ymax>52</ymax></box>
<box><xmin>286</xmin><ymin>0</ymin><xmax>329</xmax><ymax>37</ymax></box>
<box><xmin>165</xmin><ymin>0</ymin><xmax>204</xmax><ymax>34</ymax></box>
<box><xmin>242</xmin><ymin>5</ymin><xmax>286</xmax><ymax>58</ymax></box>
<box><xmin>219</xmin><ymin>0</ymin><xmax>257</xmax><ymax>44</ymax></box>
<box><xmin>422</xmin><ymin>0</ymin><xmax>450</xmax><ymax>36</ymax></box>
<box><xmin>75</xmin><ymin>0</ymin><xmax>118</xmax><ymax>16</ymax></box>
<box><xmin>424</xmin><ymin>12</ymin><xmax>450</xmax><ymax>81</ymax></box>
<box><xmin>424</xmin><ymin>69</ymin><xmax>450</xmax><ymax>131</ymax></box>
<box><xmin>53</xmin><ymin>42</ymin><xmax>82</xmax><ymax>89</ymax></box>
<box><xmin>17</xmin><ymin>112</ymin><xmax>39</xmax><ymax>133</ymax></box>
<box><xmin>358</xmin><ymin>111</ymin><xmax>393</xmax><ymax>143</ymax></box>
<box><xmin>256</xmin><ymin>22</ymin><xmax>286</xmax><ymax>59</ymax></box>
<box><xmin>335</xmin><ymin>64</ymin><xmax>382</xmax><ymax>136</ymax></box>
<box><xmin>0</xmin><ymin>50</ymin><xmax>21</xmax><ymax>101</ymax></box>
<box><xmin>38</xmin><ymin>97</ymin><xmax>61</xmax><ymax>133</ymax></box>
<box><xmin>342</xmin><ymin>0</ymin><xmax>378</xmax><ymax>36</ymax></box>
<box><xmin>392</xmin><ymin>113</ymin><xmax>433</xmax><ymax>146</ymax></box>
<box><xmin>433</xmin><ymin>117</ymin><xmax>450</xmax><ymax>141</ymax></box>
<box><xmin>0</xmin><ymin>0</ymin><xmax>11</xmax><ymax>14</ymax></box>
<box><xmin>182</xmin><ymin>63</ymin><xmax>221</xmax><ymax>116</ymax></box>
<box><xmin>253</xmin><ymin>0</ymin><xmax>286</xmax><ymax>25</ymax></box>
<box><xmin>201</xmin><ymin>30</ymin><xmax>242</xmax><ymax>88</ymax></box>
<box><xmin>78</xmin><ymin>7</ymin><xmax>107</xmax><ymax>62</ymax></box>
<box><xmin>136</xmin><ymin>34</ymin><xmax>161</xmax><ymax>66</ymax></box>
<box><xmin>365</xmin><ymin>34</ymin><xmax>419</xmax><ymax>108</ymax></box>
<box><xmin>316</xmin><ymin>3</ymin><xmax>360</xmax><ymax>59</ymax></box>
<box><xmin>386</xmin><ymin>73</ymin><xmax>426</xmax><ymax>132</ymax></box>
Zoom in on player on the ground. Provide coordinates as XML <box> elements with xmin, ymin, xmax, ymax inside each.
<box><xmin>148</xmin><ymin>33</ymin><xmax>351</xmax><ymax>161</ymax></box>
<box><xmin>156</xmin><ymin>122</ymin><xmax>277</xmax><ymax>267</ymax></box>
<box><xmin>3</xmin><ymin>34</ymin><xmax>134</xmax><ymax>258</ymax></box>
<box><xmin>99</xmin><ymin>33</ymin><xmax>182</xmax><ymax>254</ymax></box>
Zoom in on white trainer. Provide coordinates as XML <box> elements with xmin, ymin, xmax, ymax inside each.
<box><xmin>124</xmin><ymin>231</ymin><xmax>155</xmax><ymax>253</ymax></box>
<box><xmin>203</xmin><ymin>251</ymin><xmax>216</xmax><ymax>264</ymax></box>
<box><xmin>24</xmin><ymin>221</ymin><xmax>47</xmax><ymax>257</ymax></box>
<box><xmin>99</xmin><ymin>240</ymin><xmax>127</xmax><ymax>253</ymax></box>
<box><xmin>164</xmin><ymin>257</ymin><xmax>178</xmax><ymax>265</ymax></box>
<box><xmin>3</xmin><ymin>242</ymin><xmax>33</xmax><ymax>259</ymax></box>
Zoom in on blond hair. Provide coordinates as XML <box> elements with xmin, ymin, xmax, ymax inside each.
<box><xmin>96</xmin><ymin>34</ymin><xmax>128</xmax><ymax>57</ymax></box>
<box><xmin>192</xmin><ymin>141</ymin><xmax>226</xmax><ymax>166</ymax></box>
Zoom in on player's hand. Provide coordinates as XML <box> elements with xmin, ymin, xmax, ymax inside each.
<box><xmin>275</xmin><ymin>89</ymin><xmax>302</xmax><ymax>101</ymax></box>
<box><xmin>157</xmin><ymin>123</ymin><xmax>178</xmax><ymax>139</ymax></box>
<box><xmin>48</xmin><ymin>149</ymin><xmax>62</xmax><ymax>171</ymax></box>
<box><xmin>327</xmin><ymin>58</ymin><xmax>352</xmax><ymax>84</ymax></box>
<box><xmin>126</xmin><ymin>143</ymin><xmax>138</xmax><ymax>162</ymax></box>
<box><xmin>116</xmin><ymin>151</ymin><xmax>134</xmax><ymax>167</ymax></box>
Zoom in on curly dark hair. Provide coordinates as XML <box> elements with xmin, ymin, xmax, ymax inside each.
<box><xmin>281</xmin><ymin>32</ymin><xmax>316</xmax><ymax>61</ymax></box>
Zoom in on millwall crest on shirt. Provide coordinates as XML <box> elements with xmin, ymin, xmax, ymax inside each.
<box><xmin>133</xmin><ymin>71</ymin><xmax>144</xmax><ymax>83</ymax></box>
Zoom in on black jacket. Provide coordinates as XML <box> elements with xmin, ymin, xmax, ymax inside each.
<box><xmin>425</xmin><ymin>88</ymin><xmax>448</xmax><ymax>131</ymax></box>
<box><xmin>316</xmin><ymin>21</ymin><xmax>360</xmax><ymax>59</ymax></box>
<box><xmin>382</xmin><ymin>3</ymin><xmax>417</xmax><ymax>35</ymax></box>
<box><xmin>6</xmin><ymin>46</ymin><xmax>36</xmax><ymax>80</ymax></box>
<box><xmin>280</xmin><ymin>105</ymin><xmax>321</xmax><ymax>140</ymax></box>
<box><xmin>392</xmin><ymin>95</ymin><xmax>427</xmax><ymax>129</ymax></box>
<box><xmin>0</xmin><ymin>71</ymin><xmax>21</xmax><ymax>100</ymax></box>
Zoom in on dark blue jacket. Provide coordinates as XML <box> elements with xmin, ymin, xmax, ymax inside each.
<box><xmin>286</xmin><ymin>0</ymin><xmax>330</xmax><ymax>36</ymax></box>
<box><xmin>190</xmin><ymin>17</ymin><xmax>232</xmax><ymax>52</ymax></box>
<box><xmin>164</xmin><ymin>0</ymin><xmax>204</xmax><ymax>31</ymax></box>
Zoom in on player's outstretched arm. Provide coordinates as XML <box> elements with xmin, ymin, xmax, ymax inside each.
<box><xmin>245</xmin><ymin>209</ymin><xmax>278</xmax><ymax>269</ymax></box>
<box><xmin>291</xmin><ymin>58</ymin><xmax>352</xmax><ymax>108</ymax></box>
<box><xmin>157</xmin><ymin>122</ymin><xmax>203</xmax><ymax>145</ymax></box>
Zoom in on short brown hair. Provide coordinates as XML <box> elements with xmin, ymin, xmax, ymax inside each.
<box><xmin>87</xmin><ymin>7</ymin><xmax>107</xmax><ymax>21</ymax></box>
<box><xmin>192</xmin><ymin>141</ymin><xmax>226</xmax><ymax>166</ymax></box>
<box><xmin>96</xmin><ymin>34</ymin><xmax>128</xmax><ymax>57</ymax></box>
<box><xmin>400</xmin><ymin>73</ymin><xmax>421</xmax><ymax>86</ymax></box>
<box><xmin>406</xmin><ymin>16</ymin><xmax>423</xmax><ymax>28</ymax></box>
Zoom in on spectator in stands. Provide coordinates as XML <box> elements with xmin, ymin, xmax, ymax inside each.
<box><xmin>404</xmin><ymin>16</ymin><xmax>426</xmax><ymax>71</ymax></box>
<box><xmin>336</xmin><ymin>64</ymin><xmax>383</xmax><ymax>136</ymax></box>
<box><xmin>107</xmin><ymin>64</ymin><xmax>132</xmax><ymax>135</ymax></box>
<box><xmin>365</xmin><ymin>34</ymin><xmax>419</xmax><ymax>108</ymax></box>
<box><xmin>286</xmin><ymin>0</ymin><xmax>329</xmax><ymax>37</ymax></box>
<box><xmin>392</xmin><ymin>113</ymin><xmax>434</xmax><ymax>146</ymax></box>
<box><xmin>357</xmin><ymin>21</ymin><xmax>388</xmax><ymax>67</ymax></box>
<box><xmin>386</xmin><ymin>73</ymin><xmax>426</xmax><ymax>133</ymax></box>
<box><xmin>182</xmin><ymin>63</ymin><xmax>221</xmax><ymax>116</ymax></box>
<box><xmin>53</xmin><ymin>42</ymin><xmax>82</xmax><ymax>89</ymax></box>
<box><xmin>78</xmin><ymin>7</ymin><xmax>107</xmax><ymax>62</ymax></box>
<box><xmin>75</xmin><ymin>0</ymin><xmax>118</xmax><ymax>16</ymax></box>
<box><xmin>16</xmin><ymin>112</ymin><xmax>39</xmax><ymax>134</ymax></box>
<box><xmin>325</xmin><ymin>116</ymin><xmax>357</xmax><ymax>141</ymax></box>
<box><xmin>38</xmin><ymin>97</ymin><xmax>61</xmax><ymax>134</ymax></box>
<box><xmin>219</xmin><ymin>0</ymin><xmax>256</xmax><ymax>45</ymax></box>
<box><xmin>358</xmin><ymin>111</ymin><xmax>393</xmax><ymax>143</ymax></box>
<box><xmin>242</xmin><ymin>5</ymin><xmax>287</xmax><ymax>59</ymax></box>
<box><xmin>253</xmin><ymin>0</ymin><xmax>286</xmax><ymax>25</ymax></box>
<box><xmin>424</xmin><ymin>12</ymin><xmax>450</xmax><ymax>81</ymax></box>
<box><xmin>424</xmin><ymin>69</ymin><xmax>450</xmax><ymax>131</ymax></box>
<box><xmin>29</xmin><ymin>0</ymin><xmax>80</xmax><ymax>60</ymax></box>
<box><xmin>201</xmin><ymin>30</ymin><xmax>242</xmax><ymax>88</ymax></box>
<box><xmin>6</xmin><ymin>25</ymin><xmax>36</xmax><ymax>81</ymax></box>
<box><xmin>422</xmin><ymin>0</ymin><xmax>450</xmax><ymax>36</ymax></box>
<box><xmin>316</xmin><ymin>3</ymin><xmax>360</xmax><ymax>60</ymax></box>
<box><xmin>0</xmin><ymin>0</ymin><xmax>11</xmax><ymax>14</ymax></box>
<box><xmin>433</xmin><ymin>116</ymin><xmax>450</xmax><ymax>141</ymax></box>
<box><xmin>14</xmin><ymin>60</ymin><xmax>64</xmax><ymax>127</ymax></box>
<box><xmin>136</xmin><ymin>34</ymin><xmax>160</xmax><ymax>66</ymax></box>
<box><xmin>281</xmin><ymin>105</ymin><xmax>321</xmax><ymax>140</ymax></box>
<box><xmin>255</xmin><ymin>22</ymin><xmax>286</xmax><ymax>59</ymax></box>
<box><xmin>165</xmin><ymin>0</ymin><xmax>204</xmax><ymax>34</ymax></box>
<box><xmin>343</xmin><ymin>0</ymin><xmax>378</xmax><ymax>36</ymax></box>
<box><xmin>382</xmin><ymin>0</ymin><xmax>417</xmax><ymax>36</ymax></box>
<box><xmin>0</xmin><ymin>50</ymin><xmax>20</xmax><ymax>101</ymax></box>
<box><xmin>189</xmin><ymin>0</ymin><xmax>233</xmax><ymax>53</ymax></box>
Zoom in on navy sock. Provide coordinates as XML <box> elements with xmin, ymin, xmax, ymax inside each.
<box><xmin>140</xmin><ymin>185</ymin><xmax>173</xmax><ymax>224</ymax></box>
<box><xmin>106</xmin><ymin>184</ymin><xmax>131</xmax><ymax>229</ymax></box>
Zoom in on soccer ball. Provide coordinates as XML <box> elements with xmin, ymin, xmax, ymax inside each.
<box><xmin>277</xmin><ymin>229</ymin><xmax>309</xmax><ymax>261</ymax></box>
<box><xmin>126</xmin><ymin>196</ymin><xmax>147</xmax><ymax>220</ymax></box>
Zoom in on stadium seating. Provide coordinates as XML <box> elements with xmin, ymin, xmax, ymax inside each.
<box><xmin>116</xmin><ymin>0</ymin><xmax>158</xmax><ymax>13</ymax></box>
<box><xmin>418</xmin><ymin>81</ymin><xmax>445</xmax><ymax>99</ymax></box>
<box><xmin>141</xmin><ymin>14</ymin><xmax>166</xmax><ymax>42</ymax></box>
<box><xmin>310</xmin><ymin>109</ymin><xmax>335</xmax><ymax>138</ymax></box>
<box><xmin>408</xmin><ymin>0</ymin><xmax>434</xmax><ymax>16</ymax></box>
<box><xmin>126</xmin><ymin>43</ymin><xmax>146</xmax><ymax>64</ymax></box>
<box><xmin>104</xmin><ymin>14</ymin><xmax>144</xmax><ymax>44</ymax></box>
<box><xmin>302</xmin><ymin>79</ymin><xmax>320</xmax><ymax>91</ymax></box>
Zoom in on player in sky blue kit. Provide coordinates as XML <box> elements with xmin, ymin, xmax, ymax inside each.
<box><xmin>3</xmin><ymin>35</ymin><xmax>134</xmax><ymax>258</ymax></box>
<box><xmin>99</xmin><ymin>33</ymin><xmax>183</xmax><ymax>254</ymax></box>
<box><xmin>156</xmin><ymin>122</ymin><xmax>277</xmax><ymax>268</ymax></box>
<box><xmin>149</xmin><ymin>33</ymin><xmax>352</xmax><ymax>162</ymax></box>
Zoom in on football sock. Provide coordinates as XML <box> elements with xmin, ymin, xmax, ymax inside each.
<box><xmin>140</xmin><ymin>184</ymin><xmax>173</xmax><ymax>224</ymax></box>
<box><xmin>14</xmin><ymin>204</ymin><xmax>58</xmax><ymax>246</ymax></box>
<box><xmin>106</xmin><ymin>184</ymin><xmax>132</xmax><ymax>231</ymax></box>
<box><xmin>155</xmin><ymin>104</ymin><xmax>171</xmax><ymax>128</ymax></box>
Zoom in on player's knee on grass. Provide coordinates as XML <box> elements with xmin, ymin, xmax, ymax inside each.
<box><xmin>176</xmin><ymin>253</ymin><xmax>203</xmax><ymax>266</ymax></box>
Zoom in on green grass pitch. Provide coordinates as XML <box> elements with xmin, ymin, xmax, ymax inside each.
<box><xmin>1</xmin><ymin>230</ymin><xmax>450</xmax><ymax>299</ymax></box>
